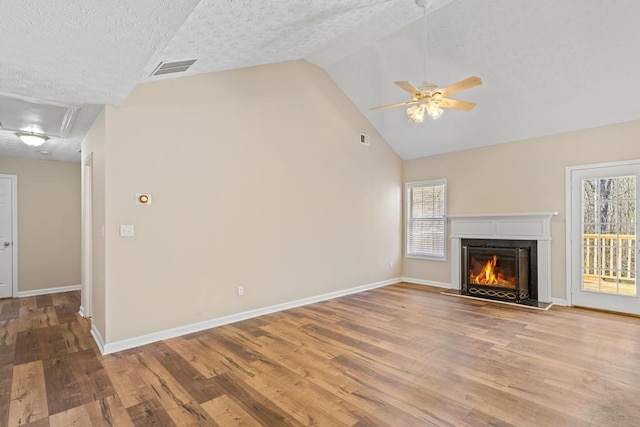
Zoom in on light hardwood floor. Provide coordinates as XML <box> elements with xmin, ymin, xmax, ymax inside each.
<box><xmin>1</xmin><ymin>283</ymin><xmax>640</xmax><ymax>426</ymax></box>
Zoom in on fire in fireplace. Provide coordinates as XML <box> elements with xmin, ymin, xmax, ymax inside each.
<box><xmin>461</xmin><ymin>239</ymin><xmax>538</xmax><ymax>303</ymax></box>
<box><xmin>470</xmin><ymin>254</ymin><xmax>514</xmax><ymax>287</ymax></box>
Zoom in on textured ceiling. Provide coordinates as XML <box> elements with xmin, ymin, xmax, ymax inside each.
<box><xmin>145</xmin><ymin>0</ymin><xmax>454</xmax><ymax>76</ymax></box>
<box><xmin>1</xmin><ymin>0</ymin><xmax>639</xmax><ymax>162</ymax></box>
<box><xmin>0</xmin><ymin>0</ymin><xmax>200</xmax><ymax>162</ymax></box>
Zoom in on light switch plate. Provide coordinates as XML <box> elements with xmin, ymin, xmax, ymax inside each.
<box><xmin>120</xmin><ymin>224</ymin><xmax>135</xmax><ymax>237</ymax></box>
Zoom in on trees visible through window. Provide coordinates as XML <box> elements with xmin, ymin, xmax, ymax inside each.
<box><xmin>406</xmin><ymin>179</ymin><xmax>447</xmax><ymax>260</ymax></box>
<box><xmin>582</xmin><ymin>175</ymin><xmax>636</xmax><ymax>295</ymax></box>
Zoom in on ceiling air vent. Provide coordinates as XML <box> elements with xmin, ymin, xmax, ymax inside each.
<box><xmin>360</xmin><ymin>133</ymin><xmax>371</xmax><ymax>146</ymax></box>
<box><xmin>150</xmin><ymin>59</ymin><xmax>197</xmax><ymax>76</ymax></box>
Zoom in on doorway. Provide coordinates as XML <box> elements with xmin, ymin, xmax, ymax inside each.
<box><xmin>0</xmin><ymin>175</ymin><xmax>17</xmax><ymax>299</ymax></box>
<box><xmin>568</xmin><ymin>160</ymin><xmax>639</xmax><ymax>314</ymax></box>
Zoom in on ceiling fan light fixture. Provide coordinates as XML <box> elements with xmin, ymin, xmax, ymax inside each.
<box><xmin>407</xmin><ymin>102</ymin><xmax>443</xmax><ymax>122</ymax></box>
<box><xmin>16</xmin><ymin>132</ymin><xmax>49</xmax><ymax>147</ymax></box>
<box><xmin>407</xmin><ymin>104</ymin><xmax>426</xmax><ymax>123</ymax></box>
<box><xmin>368</xmin><ymin>0</ymin><xmax>482</xmax><ymax>121</ymax></box>
<box><xmin>426</xmin><ymin>102</ymin><xmax>443</xmax><ymax>120</ymax></box>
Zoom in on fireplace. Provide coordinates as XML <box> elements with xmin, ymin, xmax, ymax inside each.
<box><xmin>461</xmin><ymin>239</ymin><xmax>537</xmax><ymax>303</ymax></box>
<box><xmin>449</xmin><ymin>212</ymin><xmax>558</xmax><ymax>307</ymax></box>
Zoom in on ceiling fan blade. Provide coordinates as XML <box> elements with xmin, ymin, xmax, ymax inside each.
<box><xmin>369</xmin><ymin>100</ymin><xmax>418</xmax><ymax>111</ymax></box>
<box><xmin>394</xmin><ymin>81</ymin><xmax>423</xmax><ymax>97</ymax></box>
<box><xmin>438</xmin><ymin>76</ymin><xmax>482</xmax><ymax>98</ymax></box>
<box><xmin>439</xmin><ymin>98</ymin><xmax>477</xmax><ymax>111</ymax></box>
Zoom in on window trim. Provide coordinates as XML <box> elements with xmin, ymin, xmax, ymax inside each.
<box><xmin>404</xmin><ymin>179</ymin><xmax>447</xmax><ymax>261</ymax></box>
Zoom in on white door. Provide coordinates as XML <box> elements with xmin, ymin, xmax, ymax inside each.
<box><xmin>570</xmin><ymin>162</ymin><xmax>639</xmax><ymax>314</ymax></box>
<box><xmin>0</xmin><ymin>177</ymin><xmax>14</xmax><ymax>298</ymax></box>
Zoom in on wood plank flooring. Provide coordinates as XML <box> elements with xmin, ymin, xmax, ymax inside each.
<box><xmin>1</xmin><ymin>283</ymin><xmax>640</xmax><ymax>426</ymax></box>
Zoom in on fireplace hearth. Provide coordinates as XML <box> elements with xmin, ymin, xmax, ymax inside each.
<box><xmin>461</xmin><ymin>239</ymin><xmax>537</xmax><ymax>303</ymax></box>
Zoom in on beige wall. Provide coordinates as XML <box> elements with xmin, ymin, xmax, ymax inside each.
<box><xmin>81</xmin><ymin>109</ymin><xmax>107</xmax><ymax>336</ymax></box>
<box><xmin>403</xmin><ymin>120</ymin><xmax>640</xmax><ymax>299</ymax></box>
<box><xmin>87</xmin><ymin>60</ymin><xmax>402</xmax><ymax>343</ymax></box>
<box><xmin>0</xmin><ymin>156</ymin><xmax>81</xmax><ymax>292</ymax></box>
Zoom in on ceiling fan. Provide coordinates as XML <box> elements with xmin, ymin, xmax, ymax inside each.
<box><xmin>370</xmin><ymin>0</ymin><xmax>482</xmax><ymax>122</ymax></box>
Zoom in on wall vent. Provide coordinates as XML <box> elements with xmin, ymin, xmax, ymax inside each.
<box><xmin>150</xmin><ymin>59</ymin><xmax>197</xmax><ymax>76</ymax></box>
<box><xmin>360</xmin><ymin>133</ymin><xmax>370</xmax><ymax>146</ymax></box>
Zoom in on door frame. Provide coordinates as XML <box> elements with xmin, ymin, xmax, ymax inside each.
<box><xmin>0</xmin><ymin>174</ymin><xmax>18</xmax><ymax>298</ymax></box>
<box><xmin>565</xmin><ymin>158</ymin><xmax>640</xmax><ymax>307</ymax></box>
<box><xmin>81</xmin><ymin>154</ymin><xmax>93</xmax><ymax>317</ymax></box>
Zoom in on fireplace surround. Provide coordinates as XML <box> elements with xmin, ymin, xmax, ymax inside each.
<box><xmin>450</xmin><ymin>212</ymin><xmax>557</xmax><ymax>306</ymax></box>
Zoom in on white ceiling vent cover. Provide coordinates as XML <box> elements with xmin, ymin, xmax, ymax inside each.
<box><xmin>150</xmin><ymin>59</ymin><xmax>197</xmax><ymax>76</ymax></box>
<box><xmin>360</xmin><ymin>133</ymin><xmax>371</xmax><ymax>146</ymax></box>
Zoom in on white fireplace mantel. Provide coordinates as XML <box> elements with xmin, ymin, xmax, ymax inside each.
<box><xmin>450</xmin><ymin>212</ymin><xmax>558</xmax><ymax>303</ymax></box>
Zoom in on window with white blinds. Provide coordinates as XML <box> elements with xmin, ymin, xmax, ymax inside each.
<box><xmin>405</xmin><ymin>179</ymin><xmax>447</xmax><ymax>260</ymax></box>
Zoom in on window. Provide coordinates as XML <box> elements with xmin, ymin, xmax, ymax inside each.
<box><xmin>405</xmin><ymin>179</ymin><xmax>447</xmax><ymax>260</ymax></box>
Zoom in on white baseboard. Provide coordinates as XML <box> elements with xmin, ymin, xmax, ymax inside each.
<box><xmin>91</xmin><ymin>323</ymin><xmax>106</xmax><ymax>355</ymax></box>
<box><xmin>551</xmin><ymin>298</ymin><xmax>568</xmax><ymax>306</ymax></box>
<box><xmin>401</xmin><ymin>277</ymin><xmax>452</xmax><ymax>289</ymax></box>
<box><xmin>17</xmin><ymin>284</ymin><xmax>82</xmax><ymax>298</ymax></box>
<box><xmin>99</xmin><ymin>277</ymin><xmax>403</xmax><ymax>355</ymax></box>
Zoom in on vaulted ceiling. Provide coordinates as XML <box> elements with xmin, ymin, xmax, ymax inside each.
<box><xmin>1</xmin><ymin>0</ymin><xmax>639</xmax><ymax>162</ymax></box>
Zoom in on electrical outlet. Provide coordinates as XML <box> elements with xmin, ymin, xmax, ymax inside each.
<box><xmin>389</xmin><ymin>262</ymin><xmax>393</xmax><ymax>269</ymax></box>
<box><xmin>237</xmin><ymin>286</ymin><xmax>244</xmax><ymax>297</ymax></box>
